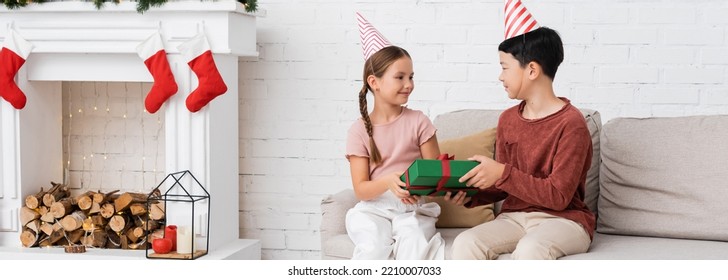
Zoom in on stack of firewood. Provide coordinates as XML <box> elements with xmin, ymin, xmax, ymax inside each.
<box><xmin>19</xmin><ymin>182</ymin><xmax>166</xmax><ymax>250</ymax></box>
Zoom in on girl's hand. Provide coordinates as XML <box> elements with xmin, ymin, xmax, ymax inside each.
<box><xmin>384</xmin><ymin>172</ymin><xmax>418</xmax><ymax>204</ymax></box>
<box><xmin>459</xmin><ymin>155</ymin><xmax>505</xmax><ymax>189</ymax></box>
<box><xmin>443</xmin><ymin>191</ymin><xmax>471</xmax><ymax>206</ymax></box>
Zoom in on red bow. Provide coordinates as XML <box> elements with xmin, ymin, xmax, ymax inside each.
<box><xmin>437</xmin><ymin>154</ymin><xmax>454</xmax><ymax>160</ymax></box>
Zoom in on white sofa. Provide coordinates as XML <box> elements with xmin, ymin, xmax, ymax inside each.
<box><xmin>320</xmin><ymin>108</ymin><xmax>728</xmax><ymax>259</ymax></box>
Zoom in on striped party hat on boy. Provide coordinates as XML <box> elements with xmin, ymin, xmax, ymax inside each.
<box><xmin>504</xmin><ymin>0</ymin><xmax>540</xmax><ymax>40</ymax></box>
<box><xmin>357</xmin><ymin>12</ymin><xmax>391</xmax><ymax>61</ymax></box>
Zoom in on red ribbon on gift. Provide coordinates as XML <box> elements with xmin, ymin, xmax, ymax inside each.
<box><xmin>435</xmin><ymin>153</ymin><xmax>453</xmax><ymax>193</ymax></box>
<box><xmin>403</xmin><ymin>167</ymin><xmax>434</xmax><ymax>193</ymax></box>
<box><xmin>433</xmin><ymin>154</ymin><xmax>473</xmax><ymax>195</ymax></box>
<box><xmin>403</xmin><ymin>154</ymin><xmax>457</xmax><ymax>195</ymax></box>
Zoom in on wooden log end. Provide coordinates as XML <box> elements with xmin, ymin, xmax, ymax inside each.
<box><xmin>64</xmin><ymin>245</ymin><xmax>86</xmax><ymax>253</ymax></box>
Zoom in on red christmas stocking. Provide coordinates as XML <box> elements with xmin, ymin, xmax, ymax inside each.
<box><xmin>136</xmin><ymin>32</ymin><xmax>178</xmax><ymax>114</ymax></box>
<box><xmin>0</xmin><ymin>29</ymin><xmax>34</xmax><ymax>110</ymax></box>
<box><xmin>177</xmin><ymin>33</ymin><xmax>227</xmax><ymax>113</ymax></box>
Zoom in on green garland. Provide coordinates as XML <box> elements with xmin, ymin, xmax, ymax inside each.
<box><xmin>2</xmin><ymin>0</ymin><xmax>258</xmax><ymax>13</ymax></box>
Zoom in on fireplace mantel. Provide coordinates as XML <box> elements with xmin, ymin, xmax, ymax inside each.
<box><xmin>1</xmin><ymin>1</ymin><xmax>258</xmax><ymax>81</ymax></box>
<box><xmin>0</xmin><ymin>1</ymin><xmax>257</xmax><ymax>258</ymax></box>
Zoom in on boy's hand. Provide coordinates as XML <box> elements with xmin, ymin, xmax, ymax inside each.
<box><xmin>384</xmin><ymin>172</ymin><xmax>418</xmax><ymax>204</ymax></box>
<box><xmin>443</xmin><ymin>191</ymin><xmax>471</xmax><ymax>206</ymax></box>
<box><xmin>400</xmin><ymin>195</ymin><xmax>420</xmax><ymax>205</ymax></box>
<box><xmin>459</xmin><ymin>155</ymin><xmax>505</xmax><ymax>189</ymax></box>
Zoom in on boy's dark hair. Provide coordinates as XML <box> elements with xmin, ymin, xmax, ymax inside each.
<box><xmin>498</xmin><ymin>26</ymin><xmax>564</xmax><ymax>80</ymax></box>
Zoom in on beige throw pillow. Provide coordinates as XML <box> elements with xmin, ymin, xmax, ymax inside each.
<box><xmin>427</xmin><ymin>127</ymin><xmax>497</xmax><ymax>228</ymax></box>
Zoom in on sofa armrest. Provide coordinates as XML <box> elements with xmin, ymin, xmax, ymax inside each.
<box><xmin>320</xmin><ymin>189</ymin><xmax>358</xmax><ymax>244</ymax></box>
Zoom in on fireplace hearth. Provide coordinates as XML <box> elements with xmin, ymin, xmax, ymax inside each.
<box><xmin>0</xmin><ymin>1</ymin><xmax>260</xmax><ymax>259</ymax></box>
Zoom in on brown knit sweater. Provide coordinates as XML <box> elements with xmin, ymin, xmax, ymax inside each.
<box><xmin>468</xmin><ymin>98</ymin><xmax>596</xmax><ymax>239</ymax></box>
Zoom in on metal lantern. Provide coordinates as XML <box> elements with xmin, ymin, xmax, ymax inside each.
<box><xmin>145</xmin><ymin>170</ymin><xmax>210</xmax><ymax>260</ymax></box>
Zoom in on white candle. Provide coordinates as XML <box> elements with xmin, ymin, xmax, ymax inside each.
<box><xmin>176</xmin><ymin>226</ymin><xmax>193</xmax><ymax>254</ymax></box>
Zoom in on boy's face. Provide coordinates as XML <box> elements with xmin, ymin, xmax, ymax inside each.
<box><xmin>371</xmin><ymin>56</ymin><xmax>414</xmax><ymax>106</ymax></box>
<box><xmin>498</xmin><ymin>51</ymin><xmax>528</xmax><ymax>100</ymax></box>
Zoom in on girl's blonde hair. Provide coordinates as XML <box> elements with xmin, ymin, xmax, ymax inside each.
<box><xmin>358</xmin><ymin>45</ymin><xmax>411</xmax><ymax>166</ymax></box>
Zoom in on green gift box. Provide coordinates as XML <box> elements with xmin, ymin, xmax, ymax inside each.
<box><xmin>400</xmin><ymin>155</ymin><xmax>480</xmax><ymax>197</ymax></box>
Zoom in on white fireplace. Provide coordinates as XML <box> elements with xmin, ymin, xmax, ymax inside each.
<box><xmin>0</xmin><ymin>1</ymin><xmax>259</xmax><ymax>258</ymax></box>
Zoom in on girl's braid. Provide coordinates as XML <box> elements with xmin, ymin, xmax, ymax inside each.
<box><xmin>359</xmin><ymin>63</ymin><xmax>382</xmax><ymax>165</ymax></box>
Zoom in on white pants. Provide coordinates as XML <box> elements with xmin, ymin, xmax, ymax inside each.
<box><xmin>346</xmin><ymin>201</ymin><xmax>445</xmax><ymax>260</ymax></box>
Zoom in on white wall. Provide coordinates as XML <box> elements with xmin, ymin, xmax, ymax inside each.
<box><xmin>238</xmin><ymin>0</ymin><xmax>728</xmax><ymax>259</ymax></box>
<box><xmin>62</xmin><ymin>82</ymin><xmax>166</xmax><ymax>194</ymax></box>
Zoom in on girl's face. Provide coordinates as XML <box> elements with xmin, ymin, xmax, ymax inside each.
<box><xmin>498</xmin><ymin>51</ymin><xmax>528</xmax><ymax>100</ymax></box>
<box><xmin>372</xmin><ymin>56</ymin><xmax>414</xmax><ymax>106</ymax></box>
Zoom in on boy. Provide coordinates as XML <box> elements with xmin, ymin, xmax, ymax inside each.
<box><xmin>446</xmin><ymin>2</ymin><xmax>595</xmax><ymax>260</ymax></box>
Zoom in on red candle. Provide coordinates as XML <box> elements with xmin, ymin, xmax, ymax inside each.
<box><xmin>165</xmin><ymin>225</ymin><xmax>178</xmax><ymax>251</ymax></box>
<box><xmin>152</xmin><ymin>238</ymin><xmax>173</xmax><ymax>254</ymax></box>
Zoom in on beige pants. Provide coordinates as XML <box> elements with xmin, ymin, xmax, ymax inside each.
<box><xmin>451</xmin><ymin>212</ymin><xmax>591</xmax><ymax>260</ymax></box>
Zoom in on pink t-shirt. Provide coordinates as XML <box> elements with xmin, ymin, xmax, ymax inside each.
<box><xmin>346</xmin><ymin>107</ymin><xmax>437</xmax><ymax>181</ymax></box>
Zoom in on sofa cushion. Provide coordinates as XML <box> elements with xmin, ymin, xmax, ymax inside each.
<box><xmin>439</xmin><ymin>126</ymin><xmax>497</xmax><ymax>160</ymax></box>
<box><xmin>428</xmin><ymin>127</ymin><xmax>497</xmax><ymax>228</ymax></box>
<box><xmin>321</xmin><ymin>234</ymin><xmax>356</xmax><ymax>260</ymax></box>
<box><xmin>597</xmin><ymin>115</ymin><xmax>728</xmax><ymax>241</ymax></box>
<box><xmin>561</xmin><ymin>233</ymin><xmax>728</xmax><ymax>260</ymax></box>
<box><xmin>582</xmin><ymin>110</ymin><xmax>601</xmax><ymax>215</ymax></box>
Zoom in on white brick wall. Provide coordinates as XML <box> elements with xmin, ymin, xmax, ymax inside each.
<box><xmin>236</xmin><ymin>0</ymin><xmax>728</xmax><ymax>259</ymax></box>
<box><xmin>62</xmin><ymin>82</ymin><xmax>166</xmax><ymax>194</ymax></box>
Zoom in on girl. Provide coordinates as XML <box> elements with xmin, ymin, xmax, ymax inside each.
<box><xmin>345</xmin><ymin>44</ymin><xmax>445</xmax><ymax>260</ymax></box>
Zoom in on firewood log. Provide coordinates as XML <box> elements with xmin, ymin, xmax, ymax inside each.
<box><xmin>66</xmin><ymin>228</ymin><xmax>84</xmax><ymax>244</ymax></box>
<box><xmin>82</xmin><ymin>229</ymin><xmax>107</xmax><ymax>248</ymax></box>
<box><xmin>40</xmin><ymin>212</ymin><xmax>56</xmax><ymax>223</ymax></box>
<box><xmin>38</xmin><ymin>236</ymin><xmax>52</xmax><ymax>247</ymax></box>
<box><xmin>76</xmin><ymin>196</ymin><xmax>92</xmax><ymax>211</ymax></box>
<box><xmin>25</xmin><ymin>188</ymin><xmax>46</xmax><ymax>209</ymax></box>
<box><xmin>126</xmin><ymin>226</ymin><xmax>145</xmax><ymax>243</ymax></box>
<box><xmin>76</xmin><ymin>191</ymin><xmax>97</xmax><ymax>211</ymax></box>
<box><xmin>149</xmin><ymin>202</ymin><xmax>165</xmax><ymax>220</ymax></box>
<box><xmin>121</xmin><ymin>234</ymin><xmax>129</xmax><ymax>249</ymax></box>
<box><xmin>55</xmin><ymin>238</ymin><xmax>70</xmax><ymax>246</ymax></box>
<box><xmin>60</xmin><ymin>211</ymin><xmax>87</xmax><ymax>232</ymax></box>
<box><xmin>129</xmin><ymin>203</ymin><xmax>147</xmax><ymax>216</ymax></box>
<box><xmin>49</xmin><ymin>223</ymin><xmax>65</xmax><ymax>244</ymax></box>
<box><xmin>109</xmin><ymin>214</ymin><xmax>130</xmax><ymax>233</ymax></box>
<box><xmin>105</xmin><ymin>226</ymin><xmax>121</xmax><ymax>249</ymax></box>
<box><xmin>90</xmin><ymin>215</ymin><xmax>107</xmax><ymax>228</ymax></box>
<box><xmin>64</xmin><ymin>245</ymin><xmax>86</xmax><ymax>253</ymax></box>
<box><xmin>50</xmin><ymin>197</ymin><xmax>76</xmax><ymax>219</ymax></box>
<box><xmin>89</xmin><ymin>202</ymin><xmax>101</xmax><ymax>214</ymax></box>
<box><xmin>100</xmin><ymin>203</ymin><xmax>115</xmax><ymax>219</ymax></box>
<box><xmin>19</xmin><ymin>207</ymin><xmax>40</xmax><ymax>227</ymax></box>
<box><xmin>41</xmin><ymin>183</ymin><xmax>61</xmax><ymax>207</ymax></box>
<box><xmin>20</xmin><ymin>230</ymin><xmax>41</xmax><ymax>247</ymax></box>
<box><xmin>127</xmin><ymin>236</ymin><xmax>146</xmax><ymax>250</ymax></box>
<box><xmin>42</xmin><ymin>182</ymin><xmax>69</xmax><ymax>207</ymax></box>
<box><xmin>40</xmin><ymin>222</ymin><xmax>54</xmax><ymax>236</ymax></box>
<box><xmin>38</xmin><ymin>206</ymin><xmax>49</xmax><ymax>216</ymax></box>
<box><xmin>114</xmin><ymin>192</ymin><xmax>148</xmax><ymax>213</ymax></box>
<box><xmin>26</xmin><ymin>220</ymin><xmax>41</xmax><ymax>234</ymax></box>
<box><xmin>93</xmin><ymin>190</ymin><xmax>119</xmax><ymax>204</ymax></box>
<box><xmin>135</xmin><ymin>217</ymin><xmax>160</xmax><ymax>232</ymax></box>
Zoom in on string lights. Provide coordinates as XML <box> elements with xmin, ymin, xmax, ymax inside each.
<box><xmin>63</xmin><ymin>81</ymin><xmax>164</xmax><ymax>193</ymax></box>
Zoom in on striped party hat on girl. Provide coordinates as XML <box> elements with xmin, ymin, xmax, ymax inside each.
<box><xmin>504</xmin><ymin>0</ymin><xmax>540</xmax><ymax>40</ymax></box>
<box><xmin>357</xmin><ymin>12</ymin><xmax>391</xmax><ymax>61</ymax></box>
